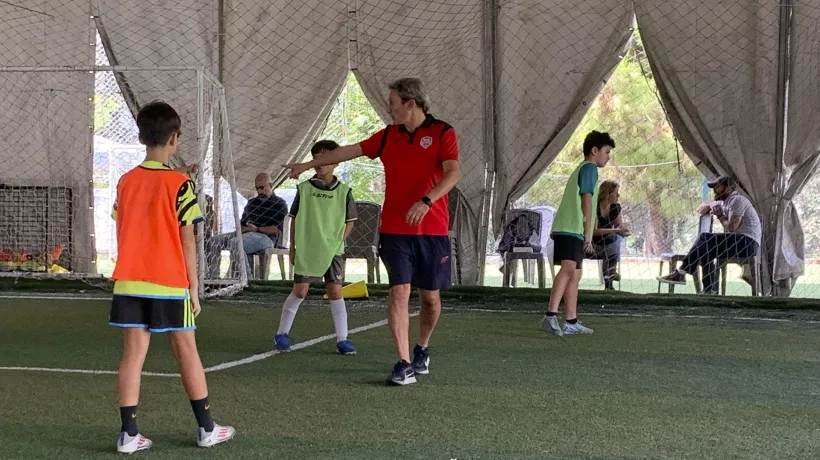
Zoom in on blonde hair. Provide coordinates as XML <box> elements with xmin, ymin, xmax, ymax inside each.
<box><xmin>598</xmin><ymin>179</ymin><xmax>620</xmax><ymax>204</ymax></box>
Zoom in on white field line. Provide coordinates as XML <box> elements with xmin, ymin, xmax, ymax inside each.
<box><xmin>0</xmin><ymin>366</ymin><xmax>176</xmax><ymax>377</ymax></box>
<box><xmin>204</xmin><ymin>313</ymin><xmax>417</xmax><ymax>372</ymax></box>
<box><xmin>0</xmin><ymin>314</ymin><xmax>414</xmax><ymax>377</ymax></box>
<box><xmin>0</xmin><ymin>294</ymin><xmax>112</xmax><ymax>301</ymax></box>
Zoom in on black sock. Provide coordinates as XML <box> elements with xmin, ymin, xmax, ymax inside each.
<box><xmin>120</xmin><ymin>406</ymin><xmax>138</xmax><ymax>436</ymax></box>
<box><xmin>546</xmin><ymin>312</ymin><xmax>557</xmax><ymax>317</ymax></box>
<box><xmin>566</xmin><ymin>317</ymin><xmax>578</xmax><ymax>324</ymax></box>
<box><xmin>190</xmin><ymin>397</ymin><xmax>215</xmax><ymax>432</ymax></box>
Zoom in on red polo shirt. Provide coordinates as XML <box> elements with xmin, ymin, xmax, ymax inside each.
<box><xmin>359</xmin><ymin>114</ymin><xmax>459</xmax><ymax>236</ymax></box>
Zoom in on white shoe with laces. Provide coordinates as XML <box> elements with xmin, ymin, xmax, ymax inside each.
<box><xmin>541</xmin><ymin>315</ymin><xmax>564</xmax><ymax>337</ymax></box>
<box><xmin>197</xmin><ymin>423</ymin><xmax>236</xmax><ymax>448</ymax></box>
<box><xmin>117</xmin><ymin>432</ymin><xmax>152</xmax><ymax>454</ymax></box>
<box><xmin>562</xmin><ymin>321</ymin><xmax>594</xmax><ymax>335</ymax></box>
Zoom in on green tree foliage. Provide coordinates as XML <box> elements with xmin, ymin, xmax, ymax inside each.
<box><xmin>522</xmin><ymin>37</ymin><xmax>702</xmax><ymax>255</ymax></box>
<box><xmin>794</xmin><ymin>178</ymin><xmax>820</xmax><ymax>260</ymax></box>
<box><xmin>281</xmin><ymin>73</ymin><xmax>387</xmax><ymax>204</ymax></box>
<box><xmin>94</xmin><ymin>94</ymin><xmax>120</xmax><ymax>133</ymax></box>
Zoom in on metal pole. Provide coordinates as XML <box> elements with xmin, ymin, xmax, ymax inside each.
<box><xmin>217</xmin><ymin>85</ymin><xmax>248</xmax><ymax>288</ymax></box>
<box><xmin>195</xmin><ymin>70</ymin><xmax>207</xmax><ymax>292</ymax></box>
<box><xmin>770</xmin><ymin>0</ymin><xmax>793</xmax><ymax>296</ymax></box>
<box><xmin>0</xmin><ymin>65</ymin><xmax>200</xmax><ymax>72</ymax></box>
<box><xmin>213</xmin><ymin>0</ymin><xmax>226</xmax><ymax>236</ymax></box>
<box><xmin>218</xmin><ymin>0</ymin><xmax>226</xmax><ymax>82</ymax></box>
<box><xmin>774</xmin><ymin>1</ymin><xmax>791</xmax><ymax>190</ymax></box>
<box><xmin>701</xmin><ymin>176</ymin><xmax>709</xmax><ymax>202</ymax></box>
<box><xmin>86</xmin><ymin>10</ymin><xmax>98</xmax><ymax>274</ymax></box>
<box><xmin>476</xmin><ymin>0</ymin><xmax>499</xmax><ymax>285</ymax></box>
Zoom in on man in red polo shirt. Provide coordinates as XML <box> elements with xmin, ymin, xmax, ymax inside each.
<box><xmin>284</xmin><ymin>77</ymin><xmax>461</xmax><ymax>385</ymax></box>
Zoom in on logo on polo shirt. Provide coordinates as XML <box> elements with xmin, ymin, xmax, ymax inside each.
<box><xmin>420</xmin><ymin>136</ymin><xmax>433</xmax><ymax>149</ymax></box>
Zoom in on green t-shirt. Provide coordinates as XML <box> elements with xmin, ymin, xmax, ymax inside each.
<box><xmin>550</xmin><ymin>161</ymin><xmax>598</xmax><ymax>241</ymax></box>
<box><xmin>291</xmin><ymin>177</ymin><xmax>357</xmax><ymax>277</ymax></box>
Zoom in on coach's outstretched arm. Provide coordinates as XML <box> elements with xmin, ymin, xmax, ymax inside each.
<box><xmin>283</xmin><ymin>144</ymin><xmax>363</xmax><ymax>178</ymax></box>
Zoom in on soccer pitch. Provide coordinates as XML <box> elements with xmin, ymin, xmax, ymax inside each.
<box><xmin>1</xmin><ymin>295</ymin><xmax>819</xmax><ymax>459</ymax></box>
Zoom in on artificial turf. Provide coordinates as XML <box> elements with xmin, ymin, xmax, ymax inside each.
<box><xmin>1</xmin><ymin>296</ymin><xmax>819</xmax><ymax>459</ymax></box>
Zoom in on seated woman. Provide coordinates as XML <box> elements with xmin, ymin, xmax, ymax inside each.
<box><xmin>592</xmin><ymin>179</ymin><xmax>629</xmax><ymax>290</ymax></box>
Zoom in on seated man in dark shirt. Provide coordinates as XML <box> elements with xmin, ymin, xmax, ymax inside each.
<box><xmin>206</xmin><ymin>173</ymin><xmax>288</xmax><ymax>279</ymax></box>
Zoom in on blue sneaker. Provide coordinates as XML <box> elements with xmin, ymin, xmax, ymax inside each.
<box><xmin>274</xmin><ymin>333</ymin><xmax>291</xmax><ymax>352</ymax></box>
<box><xmin>412</xmin><ymin>345</ymin><xmax>430</xmax><ymax>375</ymax></box>
<box><xmin>388</xmin><ymin>360</ymin><xmax>416</xmax><ymax>386</ymax></box>
<box><xmin>336</xmin><ymin>339</ymin><xmax>357</xmax><ymax>355</ymax></box>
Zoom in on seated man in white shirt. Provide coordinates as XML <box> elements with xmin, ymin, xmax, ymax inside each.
<box><xmin>657</xmin><ymin>175</ymin><xmax>761</xmax><ymax>293</ymax></box>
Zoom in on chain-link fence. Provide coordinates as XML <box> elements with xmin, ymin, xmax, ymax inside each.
<box><xmin>2</xmin><ymin>1</ymin><xmax>819</xmax><ymax>299</ymax></box>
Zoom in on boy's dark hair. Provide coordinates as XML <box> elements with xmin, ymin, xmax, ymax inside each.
<box><xmin>136</xmin><ymin>101</ymin><xmax>182</xmax><ymax>147</ymax></box>
<box><xmin>310</xmin><ymin>140</ymin><xmax>340</xmax><ymax>157</ymax></box>
<box><xmin>582</xmin><ymin>130</ymin><xmax>615</xmax><ymax>156</ymax></box>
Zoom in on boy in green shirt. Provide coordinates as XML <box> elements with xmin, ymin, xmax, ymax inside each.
<box><xmin>542</xmin><ymin>131</ymin><xmax>615</xmax><ymax>336</ymax></box>
<box><xmin>274</xmin><ymin>140</ymin><xmax>358</xmax><ymax>355</ymax></box>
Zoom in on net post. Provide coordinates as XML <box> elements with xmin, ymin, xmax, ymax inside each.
<box><xmin>195</xmin><ymin>67</ymin><xmax>208</xmax><ymax>295</ymax></box>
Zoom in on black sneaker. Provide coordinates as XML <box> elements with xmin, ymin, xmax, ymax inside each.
<box><xmin>412</xmin><ymin>345</ymin><xmax>430</xmax><ymax>375</ymax></box>
<box><xmin>388</xmin><ymin>360</ymin><xmax>416</xmax><ymax>386</ymax></box>
<box><xmin>657</xmin><ymin>270</ymin><xmax>686</xmax><ymax>285</ymax></box>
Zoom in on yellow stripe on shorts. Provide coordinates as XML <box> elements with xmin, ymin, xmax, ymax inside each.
<box><xmin>184</xmin><ymin>297</ymin><xmax>195</xmax><ymax>328</ymax></box>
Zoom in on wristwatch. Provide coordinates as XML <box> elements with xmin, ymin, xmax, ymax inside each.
<box><xmin>420</xmin><ymin>196</ymin><xmax>433</xmax><ymax>207</ymax></box>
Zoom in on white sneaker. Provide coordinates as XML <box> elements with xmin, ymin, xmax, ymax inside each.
<box><xmin>197</xmin><ymin>423</ymin><xmax>236</xmax><ymax>448</ymax></box>
<box><xmin>117</xmin><ymin>432</ymin><xmax>152</xmax><ymax>454</ymax></box>
<box><xmin>563</xmin><ymin>321</ymin><xmax>594</xmax><ymax>335</ymax></box>
<box><xmin>541</xmin><ymin>315</ymin><xmax>564</xmax><ymax>336</ymax></box>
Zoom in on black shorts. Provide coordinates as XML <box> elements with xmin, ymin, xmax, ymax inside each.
<box><xmin>293</xmin><ymin>255</ymin><xmax>345</xmax><ymax>285</ymax></box>
<box><xmin>378</xmin><ymin>233</ymin><xmax>451</xmax><ymax>290</ymax></box>
<box><xmin>551</xmin><ymin>234</ymin><xmax>584</xmax><ymax>268</ymax></box>
<box><xmin>109</xmin><ymin>295</ymin><xmax>196</xmax><ymax>333</ymax></box>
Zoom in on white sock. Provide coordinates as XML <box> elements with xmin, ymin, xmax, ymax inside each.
<box><xmin>329</xmin><ymin>298</ymin><xmax>348</xmax><ymax>341</ymax></box>
<box><xmin>277</xmin><ymin>294</ymin><xmax>303</xmax><ymax>335</ymax></box>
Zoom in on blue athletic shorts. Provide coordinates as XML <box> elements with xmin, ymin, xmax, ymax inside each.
<box><xmin>378</xmin><ymin>233</ymin><xmax>451</xmax><ymax>290</ymax></box>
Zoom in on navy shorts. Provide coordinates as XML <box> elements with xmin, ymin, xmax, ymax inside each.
<box><xmin>378</xmin><ymin>233</ymin><xmax>451</xmax><ymax>290</ymax></box>
<box><xmin>109</xmin><ymin>295</ymin><xmax>196</xmax><ymax>333</ymax></box>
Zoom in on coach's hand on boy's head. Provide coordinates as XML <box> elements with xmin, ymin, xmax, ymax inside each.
<box><xmin>174</xmin><ymin>163</ymin><xmax>198</xmax><ymax>177</ymax></box>
<box><xmin>405</xmin><ymin>201</ymin><xmax>430</xmax><ymax>226</ymax></box>
<box><xmin>283</xmin><ymin>162</ymin><xmax>311</xmax><ymax>179</ymax></box>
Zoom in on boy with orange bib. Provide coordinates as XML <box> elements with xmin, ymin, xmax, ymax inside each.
<box><xmin>109</xmin><ymin>101</ymin><xmax>235</xmax><ymax>453</ymax></box>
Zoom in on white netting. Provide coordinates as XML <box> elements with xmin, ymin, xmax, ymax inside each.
<box><xmin>92</xmin><ymin>65</ymin><xmax>246</xmax><ymax>297</ymax></box>
<box><xmin>2</xmin><ymin>1</ymin><xmax>820</xmax><ymax>299</ymax></box>
<box><xmin>494</xmin><ymin>1</ymin><xmax>820</xmax><ymax>299</ymax></box>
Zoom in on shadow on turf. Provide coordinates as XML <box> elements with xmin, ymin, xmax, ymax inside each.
<box><xmin>8</xmin><ymin>424</ymin><xmax>202</xmax><ymax>455</ymax></box>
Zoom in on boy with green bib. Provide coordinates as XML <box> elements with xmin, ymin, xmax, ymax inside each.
<box><xmin>274</xmin><ymin>140</ymin><xmax>358</xmax><ymax>355</ymax></box>
<box><xmin>542</xmin><ymin>131</ymin><xmax>614</xmax><ymax>336</ymax></box>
